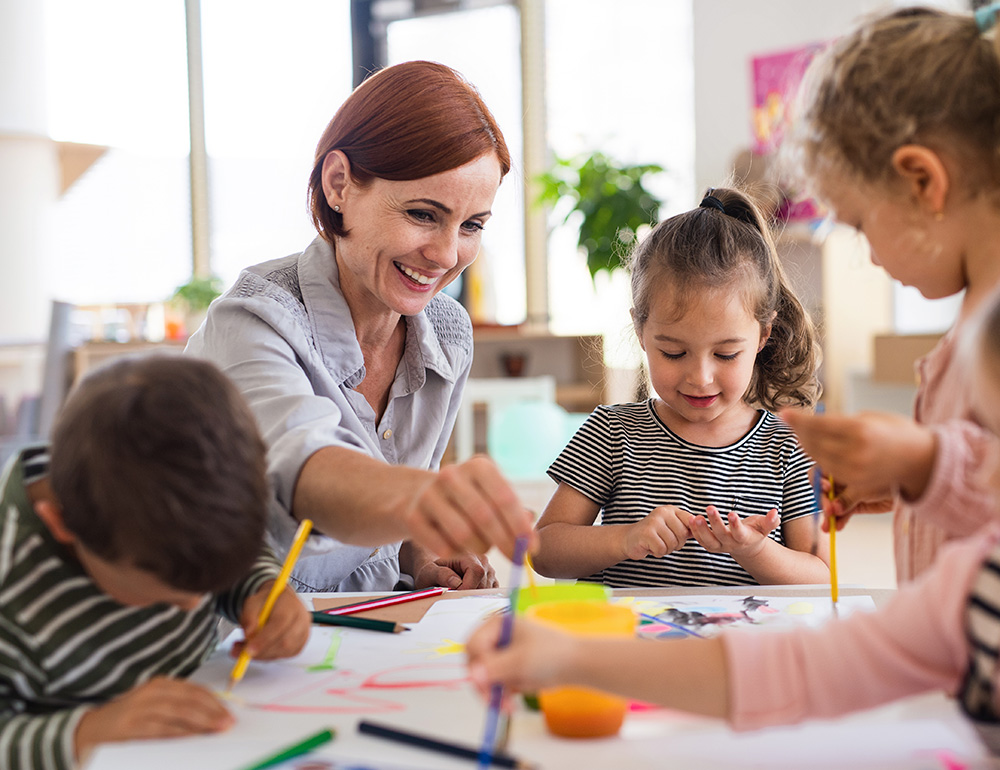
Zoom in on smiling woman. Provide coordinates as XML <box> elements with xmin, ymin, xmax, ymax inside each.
<box><xmin>185</xmin><ymin>60</ymin><xmax>533</xmax><ymax>594</ymax></box>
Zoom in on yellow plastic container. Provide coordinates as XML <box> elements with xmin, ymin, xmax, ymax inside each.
<box><xmin>525</xmin><ymin>601</ymin><xmax>637</xmax><ymax>738</ymax></box>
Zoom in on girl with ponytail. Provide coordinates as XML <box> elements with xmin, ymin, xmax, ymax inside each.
<box><xmin>531</xmin><ymin>187</ymin><xmax>828</xmax><ymax>588</ymax></box>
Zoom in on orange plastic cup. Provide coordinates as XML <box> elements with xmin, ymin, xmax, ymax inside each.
<box><xmin>525</xmin><ymin>601</ymin><xmax>637</xmax><ymax>738</ymax></box>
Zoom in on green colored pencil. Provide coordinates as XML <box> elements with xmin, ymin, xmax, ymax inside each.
<box><xmin>310</xmin><ymin>611</ymin><xmax>407</xmax><ymax>634</ymax></box>
<box><xmin>239</xmin><ymin>727</ymin><xmax>335</xmax><ymax>770</ymax></box>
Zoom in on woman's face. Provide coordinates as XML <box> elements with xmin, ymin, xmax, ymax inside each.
<box><xmin>332</xmin><ymin>153</ymin><xmax>502</xmax><ymax>319</ymax></box>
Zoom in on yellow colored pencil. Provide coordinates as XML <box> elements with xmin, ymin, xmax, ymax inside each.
<box><xmin>524</xmin><ymin>552</ymin><xmax>539</xmax><ymax>600</ymax></box>
<box><xmin>828</xmin><ymin>476</ymin><xmax>838</xmax><ymax>606</ymax></box>
<box><xmin>228</xmin><ymin>518</ymin><xmax>313</xmax><ymax>690</ymax></box>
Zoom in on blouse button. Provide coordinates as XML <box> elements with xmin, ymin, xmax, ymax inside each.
<box><xmin>382</xmin><ymin>429</ymin><xmax>392</xmax><ymax>439</ymax></box>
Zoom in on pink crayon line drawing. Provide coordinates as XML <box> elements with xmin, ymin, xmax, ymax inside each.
<box><xmin>247</xmin><ymin>662</ymin><xmax>470</xmax><ymax>716</ymax></box>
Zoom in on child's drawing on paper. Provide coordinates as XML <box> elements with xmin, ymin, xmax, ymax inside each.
<box><xmin>196</xmin><ymin>594</ymin><xmax>873</xmax><ymax>714</ymax></box>
<box><xmin>624</xmin><ymin>595</ymin><xmax>875</xmax><ymax>640</ymax></box>
<box><xmin>194</xmin><ymin>595</ymin><xmax>507</xmax><ymax>716</ymax></box>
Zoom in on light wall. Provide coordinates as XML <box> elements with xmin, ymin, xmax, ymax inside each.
<box><xmin>692</xmin><ymin>0</ymin><xmax>889</xmax><ymax>194</ymax></box>
<box><xmin>691</xmin><ymin>0</ymin><xmax>964</xmax><ymax>410</ymax></box>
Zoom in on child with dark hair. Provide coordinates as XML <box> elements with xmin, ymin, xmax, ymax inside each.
<box><xmin>0</xmin><ymin>356</ymin><xmax>310</xmax><ymax>769</ymax></box>
<box><xmin>532</xmin><ymin>187</ymin><xmax>829</xmax><ymax>587</ymax></box>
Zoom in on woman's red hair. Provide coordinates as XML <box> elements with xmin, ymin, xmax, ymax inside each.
<box><xmin>308</xmin><ymin>60</ymin><xmax>511</xmax><ymax>241</ymax></box>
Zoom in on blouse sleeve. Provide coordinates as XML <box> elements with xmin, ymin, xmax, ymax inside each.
<box><xmin>187</xmin><ymin>294</ymin><xmax>373</xmax><ymax>520</ymax></box>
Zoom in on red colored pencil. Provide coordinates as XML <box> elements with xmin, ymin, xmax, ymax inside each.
<box><xmin>320</xmin><ymin>586</ymin><xmax>447</xmax><ymax>616</ymax></box>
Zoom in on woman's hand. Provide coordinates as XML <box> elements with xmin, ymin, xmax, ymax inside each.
<box><xmin>622</xmin><ymin>505</ymin><xmax>693</xmax><ymax>560</ymax></box>
<box><xmin>233</xmin><ymin>582</ymin><xmax>311</xmax><ymax>661</ymax></box>
<box><xmin>781</xmin><ymin>409</ymin><xmax>936</xmax><ymax>514</ymax></box>
<box><xmin>404</xmin><ymin>541</ymin><xmax>498</xmax><ymax>589</ymax></box>
<box><xmin>403</xmin><ymin>455</ymin><xmax>536</xmax><ymax>561</ymax></box>
<box><xmin>688</xmin><ymin>505</ymin><xmax>779</xmax><ymax>559</ymax></box>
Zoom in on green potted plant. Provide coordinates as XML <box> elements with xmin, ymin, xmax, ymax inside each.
<box><xmin>535</xmin><ymin>150</ymin><xmax>665</xmax><ymax>281</ymax></box>
<box><xmin>167</xmin><ymin>274</ymin><xmax>223</xmax><ymax>339</ymax></box>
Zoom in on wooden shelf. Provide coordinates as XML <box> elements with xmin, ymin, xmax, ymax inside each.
<box><xmin>471</xmin><ymin>329</ymin><xmax>606</xmax><ymax>413</ymax></box>
<box><xmin>72</xmin><ymin>340</ymin><xmax>186</xmax><ymax>384</ymax></box>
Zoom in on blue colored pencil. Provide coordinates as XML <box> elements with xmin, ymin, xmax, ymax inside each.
<box><xmin>478</xmin><ymin>536</ymin><xmax>529</xmax><ymax>770</ymax></box>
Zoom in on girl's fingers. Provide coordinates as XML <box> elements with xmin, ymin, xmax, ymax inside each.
<box><xmin>689</xmin><ymin>516</ymin><xmax>722</xmax><ymax>551</ymax></box>
<box><xmin>727</xmin><ymin>510</ymin><xmax>745</xmax><ymax>539</ymax></box>
<box><xmin>706</xmin><ymin>506</ymin><xmax>731</xmax><ymax>535</ymax></box>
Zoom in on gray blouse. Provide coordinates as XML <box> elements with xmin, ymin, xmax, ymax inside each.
<box><xmin>185</xmin><ymin>236</ymin><xmax>473</xmax><ymax>591</ymax></box>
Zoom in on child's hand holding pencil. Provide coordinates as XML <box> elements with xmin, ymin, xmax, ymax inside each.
<box><xmin>234</xmin><ymin>579</ymin><xmax>311</xmax><ymax>662</ymax></box>
<box><xmin>230</xmin><ymin>519</ymin><xmax>313</xmax><ymax>676</ymax></box>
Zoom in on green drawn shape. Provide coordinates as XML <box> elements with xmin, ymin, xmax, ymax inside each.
<box><xmin>308</xmin><ymin>630</ymin><xmax>343</xmax><ymax>672</ymax></box>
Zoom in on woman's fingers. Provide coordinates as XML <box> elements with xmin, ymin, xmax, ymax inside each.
<box><xmin>407</xmin><ymin>457</ymin><xmax>534</xmax><ymax>559</ymax></box>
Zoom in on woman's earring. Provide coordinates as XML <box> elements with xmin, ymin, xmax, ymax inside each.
<box><xmin>333</xmin><ymin>205</ymin><xmax>341</xmax><ymax>213</ymax></box>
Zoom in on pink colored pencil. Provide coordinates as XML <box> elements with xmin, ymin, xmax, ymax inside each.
<box><xmin>320</xmin><ymin>586</ymin><xmax>448</xmax><ymax>616</ymax></box>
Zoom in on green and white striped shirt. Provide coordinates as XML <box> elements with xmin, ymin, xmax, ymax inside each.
<box><xmin>0</xmin><ymin>447</ymin><xmax>280</xmax><ymax>769</ymax></box>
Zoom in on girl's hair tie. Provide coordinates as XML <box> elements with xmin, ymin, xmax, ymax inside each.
<box><xmin>699</xmin><ymin>194</ymin><xmax>726</xmax><ymax>213</ymax></box>
<box><xmin>700</xmin><ymin>189</ymin><xmax>758</xmax><ymax>230</ymax></box>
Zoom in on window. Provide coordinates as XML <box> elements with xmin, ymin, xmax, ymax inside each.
<box><xmin>44</xmin><ymin>0</ymin><xmax>191</xmax><ymax>305</ymax></box>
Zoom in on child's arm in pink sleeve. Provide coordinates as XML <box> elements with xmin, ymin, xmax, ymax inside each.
<box><xmin>914</xmin><ymin>420</ymin><xmax>999</xmax><ymax>536</ymax></box>
<box><xmin>724</xmin><ymin>529</ymin><xmax>1000</xmax><ymax>731</ymax></box>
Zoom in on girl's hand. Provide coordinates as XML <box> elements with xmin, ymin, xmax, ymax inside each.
<box><xmin>466</xmin><ymin>614</ymin><xmax>576</xmax><ymax>698</ymax></box>
<box><xmin>404</xmin><ymin>455</ymin><xmax>537</xmax><ymax>561</ymax></box>
<box><xmin>233</xmin><ymin>583</ymin><xmax>311</xmax><ymax>661</ymax></box>
<box><xmin>780</xmin><ymin>409</ymin><xmax>936</xmax><ymax>513</ymax></box>
<box><xmin>622</xmin><ymin>505</ymin><xmax>693</xmax><ymax>560</ymax></box>
<box><xmin>688</xmin><ymin>505</ymin><xmax>779</xmax><ymax>559</ymax></box>
<box><xmin>817</xmin><ymin>475</ymin><xmax>893</xmax><ymax>531</ymax></box>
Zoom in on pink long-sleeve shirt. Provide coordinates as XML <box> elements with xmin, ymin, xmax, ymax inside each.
<box><xmin>725</xmin><ymin>524</ymin><xmax>1000</xmax><ymax>730</ymax></box>
<box><xmin>895</xmin><ymin>326</ymin><xmax>999</xmax><ymax>581</ymax></box>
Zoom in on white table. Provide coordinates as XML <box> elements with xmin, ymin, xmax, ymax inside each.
<box><xmin>85</xmin><ymin>586</ymin><xmax>998</xmax><ymax>770</ymax></box>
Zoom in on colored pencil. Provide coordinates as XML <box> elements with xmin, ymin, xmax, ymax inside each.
<box><xmin>478</xmin><ymin>536</ymin><xmax>529</xmax><ymax>770</ymax></box>
<box><xmin>358</xmin><ymin>720</ymin><xmax>536</xmax><ymax>769</ymax></box>
<box><xmin>238</xmin><ymin>727</ymin><xmax>335</xmax><ymax>770</ymax></box>
<box><xmin>310</xmin><ymin>611</ymin><xmax>406</xmax><ymax>634</ymax></box>
<box><xmin>228</xmin><ymin>518</ymin><xmax>313</xmax><ymax>690</ymax></box>
<box><xmin>319</xmin><ymin>586</ymin><xmax>447</xmax><ymax>616</ymax></box>
<box><xmin>523</xmin><ymin>552</ymin><xmax>539</xmax><ymax>600</ymax></box>
<box><xmin>828</xmin><ymin>474</ymin><xmax>839</xmax><ymax>609</ymax></box>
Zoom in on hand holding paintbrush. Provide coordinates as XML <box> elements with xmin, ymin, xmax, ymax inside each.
<box><xmin>810</xmin><ymin>469</ymin><xmax>838</xmax><ymax>611</ymax></box>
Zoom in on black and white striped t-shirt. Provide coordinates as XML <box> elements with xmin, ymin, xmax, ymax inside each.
<box><xmin>0</xmin><ymin>446</ymin><xmax>280</xmax><ymax>770</ymax></box>
<box><xmin>547</xmin><ymin>400</ymin><xmax>816</xmax><ymax>587</ymax></box>
<box><xmin>961</xmin><ymin>543</ymin><xmax>1000</xmax><ymax>721</ymax></box>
